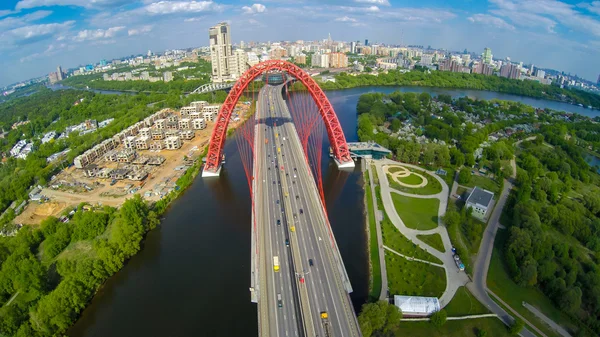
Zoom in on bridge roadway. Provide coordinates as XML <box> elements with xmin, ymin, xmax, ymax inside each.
<box><xmin>254</xmin><ymin>84</ymin><xmax>360</xmax><ymax>337</ymax></box>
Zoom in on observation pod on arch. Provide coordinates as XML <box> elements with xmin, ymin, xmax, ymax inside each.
<box><xmin>201</xmin><ymin>60</ymin><xmax>355</xmax><ymax>178</ymax></box>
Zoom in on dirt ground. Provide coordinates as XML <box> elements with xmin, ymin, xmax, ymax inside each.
<box><xmin>15</xmin><ymin>104</ymin><xmax>249</xmax><ymax>225</ymax></box>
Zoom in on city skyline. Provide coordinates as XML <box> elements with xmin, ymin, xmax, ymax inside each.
<box><xmin>1</xmin><ymin>0</ymin><xmax>600</xmax><ymax>87</ymax></box>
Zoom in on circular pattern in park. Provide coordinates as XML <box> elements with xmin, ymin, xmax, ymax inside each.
<box><xmin>383</xmin><ymin>164</ymin><xmax>443</xmax><ymax>196</ymax></box>
<box><xmin>385</xmin><ymin>165</ymin><xmax>428</xmax><ymax>188</ymax></box>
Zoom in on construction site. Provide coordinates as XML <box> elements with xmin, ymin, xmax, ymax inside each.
<box><xmin>15</xmin><ymin>101</ymin><xmax>250</xmax><ymax>225</ymax></box>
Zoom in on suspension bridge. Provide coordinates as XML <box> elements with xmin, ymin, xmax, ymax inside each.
<box><xmin>202</xmin><ymin>60</ymin><xmax>360</xmax><ymax>337</ymax></box>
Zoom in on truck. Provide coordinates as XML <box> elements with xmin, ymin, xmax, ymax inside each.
<box><xmin>273</xmin><ymin>256</ymin><xmax>280</xmax><ymax>272</ymax></box>
<box><xmin>277</xmin><ymin>293</ymin><xmax>282</xmax><ymax>308</ymax></box>
<box><xmin>320</xmin><ymin>311</ymin><xmax>332</xmax><ymax>337</ymax></box>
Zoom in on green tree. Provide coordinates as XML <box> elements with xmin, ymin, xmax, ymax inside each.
<box><xmin>509</xmin><ymin>318</ymin><xmax>524</xmax><ymax>335</ymax></box>
<box><xmin>430</xmin><ymin>309</ymin><xmax>447</xmax><ymax>328</ymax></box>
<box><xmin>458</xmin><ymin>168</ymin><xmax>471</xmax><ymax>184</ymax></box>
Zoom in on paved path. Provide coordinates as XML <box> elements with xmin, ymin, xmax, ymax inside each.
<box><xmin>373</xmin><ymin>159</ymin><xmax>469</xmax><ymax>308</ymax></box>
<box><xmin>366</xmin><ymin>160</ymin><xmax>388</xmax><ymax>301</ymax></box>
<box><xmin>523</xmin><ymin>302</ymin><xmax>571</xmax><ymax>337</ymax></box>
<box><xmin>467</xmin><ymin>155</ymin><xmax>539</xmax><ymax>337</ymax></box>
<box><xmin>403</xmin><ymin>313</ymin><xmax>498</xmax><ymax>321</ymax></box>
<box><xmin>384</xmin><ymin>245</ymin><xmax>444</xmax><ymax>268</ymax></box>
<box><xmin>4</xmin><ymin>291</ymin><xmax>19</xmax><ymax>307</ymax></box>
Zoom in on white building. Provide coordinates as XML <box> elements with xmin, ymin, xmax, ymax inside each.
<box><xmin>311</xmin><ymin>53</ymin><xmax>329</xmax><ymax>68</ymax></box>
<box><xmin>393</xmin><ymin>295</ymin><xmax>441</xmax><ymax>317</ymax></box>
<box><xmin>10</xmin><ymin>140</ymin><xmax>27</xmax><ymax>157</ymax></box>
<box><xmin>41</xmin><ymin>131</ymin><xmax>57</xmax><ymax>144</ymax></box>
<box><xmin>203</xmin><ymin>111</ymin><xmax>217</xmax><ymax>122</ymax></box>
<box><xmin>192</xmin><ymin>118</ymin><xmax>206</xmax><ymax>130</ymax></box>
<box><xmin>209</xmin><ymin>23</ymin><xmax>247</xmax><ymax>82</ymax></box>
<box><xmin>465</xmin><ymin>186</ymin><xmax>494</xmax><ymax>220</ymax></box>
<box><xmin>165</xmin><ymin>136</ymin><xmax>182</xmax><ymax>150</ymax></box>
<box><xmin>124</xmin><ymin>136</ymin><xmax>137</xmax><ymax>149</ymax></box>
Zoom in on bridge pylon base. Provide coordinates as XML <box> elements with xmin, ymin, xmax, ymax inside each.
<box><xmin>202</xmin><ymin>165</ymin><xmax>222</xmax><ymax>178</ymax></box>
<box><xmin>335</xmin><ymin>158</ymin><xmax>356</xmax><ymax>170</ymax></box>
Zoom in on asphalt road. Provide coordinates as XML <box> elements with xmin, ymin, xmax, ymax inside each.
<box><xmin>255</xmin><ymin>84</ymin><xmax>361</xmax><ymax>337</ymax></box>
<box><xmin>467</xmin><ymin>177</ymin><xmax>539</xmax><ymax>337</ymax></box>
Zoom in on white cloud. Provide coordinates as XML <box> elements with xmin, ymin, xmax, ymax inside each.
<box><xmin>583</xmin><ymin>1</ymin><xmax>600</xmax><ymax>15</ymax></box>
<box><xmin>16</xmin><ymin>0</ymin><xmax>131</xmax><ymax>9</ymax></box>
<box><xmin>0</xmin><ymin>10</ymin><xmax>53</xmax><ymax>30</ymax></box>
<box><xmin>0</xmin><ymin>10</ymin><xmax>16</xmax><ymax>18</ymax></box>
<box><xmin>8</xmin><ymin>20</ymin><xmax>75</xmax><ymax>40</ymax></box>
<box><xmin>242</xmin><ymin>3</ymin><xmax>266</xmax><ymax>14</ymax></box>
<box><xmin>354</xmin><ymin>0</ymin><xmax>390</xmax><ymax>6</ymax></box>
<box><xmin>73</xmin><ymin>26</ymin><xmax>125</xmax><ymax>42</ymax></box>
<box><xmin>489</xmin><ymin>0</ymin><xmax>600</xmax><ymax>37</ymax></box>
<box><xmin>338</xmin><ymin>5</ymin><xmax>380</xmax><ymax>12</ymax></box>
<box><xmin>20</xmin><ymin>42</ymin><xmax>67</xmax><ymax>62</ymax></box>
<box><xmin>183</xmin><ymin>17</ymin><xmax>203</xmax><ymax>22</ymax></box>
<box><xmin>468</xmin><ymin>14</ymin><xmax>515</xmax><ymax>31</ymax></box>
<box><xmin>144</xmin><ymin>1</ymin><xmax>222</xmax><ymax>15</ymax></box>
<box><xmin>128</xmin><ymin>25</ymin><xmax>153</xmax><ymax>36</ymax></box>
<box><xmin>490</xmin><ymin>9</ymin><xmax>556</xmax><ymax>32</ymax></box>
<box><xmin>371</xmin><ymin>8</ymin><xmax>455</xmax><ymax>23</ymax></box>
<box><xmin>335</xmin><ymin>16</ymin><xmax>357</xmax><ymax>22</ymax></box>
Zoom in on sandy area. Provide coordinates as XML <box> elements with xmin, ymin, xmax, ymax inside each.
<box><xmin>15</xmin><ymin>105</ymin><xmax>249</xmax><ymax>225</ymax></box>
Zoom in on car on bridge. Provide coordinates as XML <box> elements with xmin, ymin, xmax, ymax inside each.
<box><xmin>309</xmin><ymin>259</ymin><xmax>314</xmax><ymax>267</ymax></box>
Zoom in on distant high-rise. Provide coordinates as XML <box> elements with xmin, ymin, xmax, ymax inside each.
<box><xmin>350</xmin><ymin>41</ymin><xmax>356</xmax><ymax>54</ymax></box>
<box><xmin>482</xmin><ymin>48</ymin><xmax>492</xmax><ymax>64</ymax></box>
<box><xmin>209</xmin><ymin>22</ymin><xmax>233</xmax><ymax>83</ymax></box>
<box><xmin>597</xmin><ymin>74</ymin><xmax>600</xmax><ymax>85</ymax></box>
<box><xmin>56</xmin><ymin>65</ymin><xmax>63</xmax><ymax>81</ymax></box>
<box><xmin>365</xmin><ymin>39</ymin><xmax>369</xmax><ymax>46</ymax></box>
<box><xmin>500</xmin><ymin>63</ymin><xmax>520</xmax><ymax>80</ymax></box>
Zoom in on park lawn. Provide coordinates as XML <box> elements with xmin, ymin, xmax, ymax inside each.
<box><xmin>385</xmin><ymin>251</ymin><xmax>445</xmax><ymax>298</ymax></box>
<box><xmin>416</xmin><ymin>233</ymin><xmax>445</xmax><ymax>253</ymax></box>
<box><xmin>396</xmin><ymin>173</ymin><xmax>424</xmax><ymax>186</ymax></box>
<box><xmin>463</xmin><ymin>174</ymin><xmax>501</xmax><ymax>195</ymax></box>
<box><xmin>444</xmin><ymin>286</ymin><xmax>490</xmax><ymax>316</ymax></box>
<box><xmin>487</xmin><ymin>230</ymin><xmax>579</xmax><ymax>337</ymax></box>
<box><xmin>365</xmin><ymin>172</ymin><xmax>382</xmax><ymax>301</ymax></box>
<box><xmin>392</xmin><ymin>317</ymin><xmax>511</xmax><ymax>337</ymax></box>
<box><xmin>381</xmin><ymin>214</ymin><xmax>442</xmax><ymax>264</ymax></box>
<box><xmin>386</xmin><ymin>170</ymin><xmax>442</xmax><ymax>196</ymax></box>
<box><xmin>391</xmin><ymin>193</ymin><xmax>439</xmax><ymax>230</ymax></box>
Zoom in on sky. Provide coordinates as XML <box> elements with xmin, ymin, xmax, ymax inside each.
<box><xmin>1</xmin><ymin>0</ymin><xmax>600</xmax><ymax>87</ymax></box>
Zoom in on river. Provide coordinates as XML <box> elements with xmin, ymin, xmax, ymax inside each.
<box><xmin>69</xmin><ymin>85</ymin><xmax>598</xmax><ymax>337</ymax></box>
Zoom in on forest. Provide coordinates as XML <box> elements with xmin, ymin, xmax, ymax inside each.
<box><xmin>503</xmin><ymin>129</ymin><xmax>600</xmax><ymax>335</ymax></box>
<box><xmin>0</xmin><ymin>195</ymin><xmax>160</xmax><ymax>336</ymax></box>
<box><xmin>320</xmin><ymin>70</ymin><xmax>600</xmax><ymax>108</ymax></box>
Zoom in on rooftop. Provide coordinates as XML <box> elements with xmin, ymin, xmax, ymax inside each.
<box><xmin>393</xmin><ymin>295</ymin><xmax>440</xmax><ymax>315</ymax></box>
<box><xmin>466</xmin><ymin>186</ymin><xmax>494</xmax><ymax>208</ymax></box>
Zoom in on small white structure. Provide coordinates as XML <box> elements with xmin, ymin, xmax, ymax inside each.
<box><xmin>393</xmin><ymin>295</ymin><xmax>441</xmax><ymax>317</ymax></box>
<box><xmin>465</xmin><ymin>186</ymin><xmax>494</xmax><ymax>220</ymax></box>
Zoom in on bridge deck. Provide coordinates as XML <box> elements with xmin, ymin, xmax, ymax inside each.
<box><xmin>253</xmin><ymin>84</ymin><xmax>360</xmax><ymax>337</ymax></box>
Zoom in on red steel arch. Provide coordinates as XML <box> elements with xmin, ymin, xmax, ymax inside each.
<box><xmin>204</xmin><ymin>60</ymin><xmax>352</xmax><ymax>173</ymax></box>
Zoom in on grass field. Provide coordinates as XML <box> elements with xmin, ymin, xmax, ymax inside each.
<box><xmin>381</xmin><ymin>213</ymin><xmax>442</xmax><ymax>264</ymax></box>
<box><xmin>391</xmin><ymin>193</ymin><xmax>439</xmax><ymax>230</ymax></box>
<box><xmin>388</xmin><ymin>166</ymin><xmax>403</xmax><ymax>174</ymax></box>
<box><xmin>396</xmin><ymin>173</ymin><xmax>424</xmax><ymax>186</ymax></box>
<box><xmin>385</xmin><ymin>251</ymin><xmax>446</xmax><ymax>298</ymax></box>
<box><xmin>416</xmin><ymin>233</ymin><xmax>445</xmax><ymax>253</ymax></box>
<box><xmin>444</xmin><ymin>286</ymin><xmax>490</xmax><ymax>316</ymax></box>
<box><xmin>386</xmin><ymin>168</ymin><xmax>442</xmax><ymax>196</ymax></box>
<box><xmin>487</xmin><ymin>230</ymin><xmax>578</xmax><ymax>337</ymax></box>
<box><xmin>365</xmin><ymin>172</ymin><xmax>382</xmax><ymax>301</ymax></box>
<box><xmin>392</xmin><ymin>317</ymin><xmax>511</xmax><ymax>337</ymax></box>
<box><xmin>462</xmin><ymin>174</ymin><xmax>501</xmax><ymax>195</ymax></box>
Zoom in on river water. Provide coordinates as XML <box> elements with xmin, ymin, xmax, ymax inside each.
<box><xmin>69</xmin><ymin>85</ymin><xmax>599</xmax><ymax>337</ymax></box>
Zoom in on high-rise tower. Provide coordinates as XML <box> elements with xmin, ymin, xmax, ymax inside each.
<box><xmin>209</xmin><ymin>22</ymin><xmax>233</xmax><ymax>83</ymax></box>
<box><xmin>482</xmin><ymin>48</ymin><xmax>492</xmax><ymax>64</ymax></box>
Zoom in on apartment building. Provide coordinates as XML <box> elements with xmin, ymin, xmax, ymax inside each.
<box><xmin>192</xmin><ymin>118</ymin><xmax>206</xmax><ymax>130</ymax></box>
<box><xmin>165</xmin><ymin>136</ymin><xmax>182</xmax><ymax>150</ymax></box>
<box><xmin>135</xmin><ymin>136</ymin><xmax>150</xmax><ymax>150</ymax></box>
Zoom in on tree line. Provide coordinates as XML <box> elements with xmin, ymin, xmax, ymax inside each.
<box><xmin>321</xmin><ymin>70</ymin><xmax>600</xmax><ymax>108</ymax></box>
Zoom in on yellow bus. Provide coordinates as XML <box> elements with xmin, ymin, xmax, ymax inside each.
<box><xmin>273</xmin><ymin>256</ymin><xmax>280</xmax><ymax>272</ymax></box>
